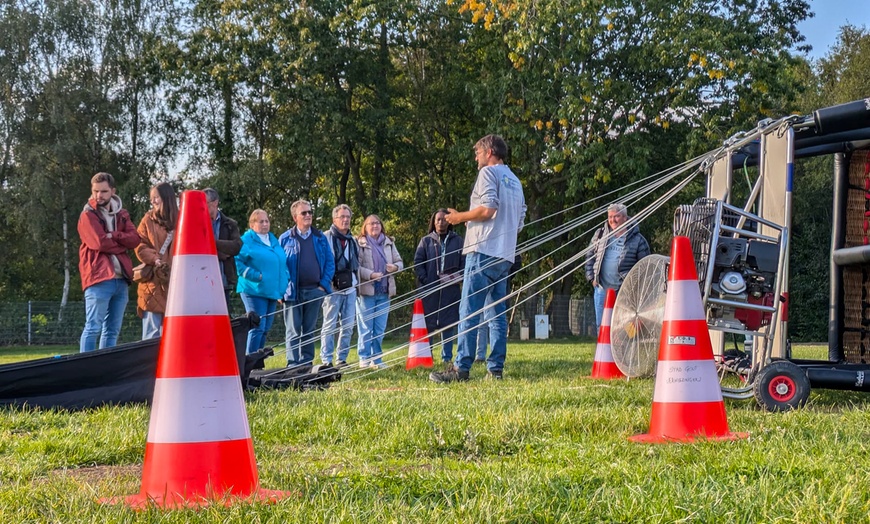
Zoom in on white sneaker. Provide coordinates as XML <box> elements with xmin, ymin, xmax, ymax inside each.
<box><xmin>369</xmin><ymin>362</ymin><xmax>388</xmax><ymax>370</ymax></box>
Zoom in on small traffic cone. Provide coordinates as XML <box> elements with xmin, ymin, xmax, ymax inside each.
<box><xmin>630</xmin><ymin>236</ymin><xmax>748</xmax><ymax>443</ymax></box>
<box><xmin>590</xmin><ymin>288</ymin><xmax>625</xmax><ymax>379</ymax></box>
<box><xmin>104</xmin><ymin>190</ymin><xmax>293</xmax><ymax>508</ymax></box>
<box><xmin>407</xmin><ymin>299</ymin><xmax>434</xmax><ymax>369</ymax></box>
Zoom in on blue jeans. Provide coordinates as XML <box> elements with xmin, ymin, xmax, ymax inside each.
<box><xmin>80</xmin><ymin>278</ymin><xmax>129</xmax><ymax>353</ymax></box>
<box><xmin>357</xmin><ymin>294</ymin><xmax>390</xmax><ymax>365</ymax></box>
<box><xmin>475</xmin><ymin>300</ymin><xmax>497</xmax><ymax>360</ymax></box>
<box><xmin>240</xmin><ymin>293</ymin><xmax>277</xmax><ymax>354</ymax></box>
<box><xmin>439</xmin><ymin>325</ymin><xmax>457</xmax><ymax>362</ymax></box>
<box><xmin>594</xmin><ymin>285</ymin><xmax>614</xmax><ymax>330</ymax></box>
<box><xmin>141</xmin><ymin>311</ymin><xmax>164</xmax><ymax>340</ymax></box>
<box><xmin>455</xmin><ymin>252</ymin><xmax>510</xmax><ymax>372</ymax></box>
<box><xmin>284</xmin><ymin>287</ymin><xmax>327</xmax><ymax>366</ymax></box>
<box><xmin>321</xmin><ymin>289</ymin><xmax>357</xmax><ymax>364</ymax></box>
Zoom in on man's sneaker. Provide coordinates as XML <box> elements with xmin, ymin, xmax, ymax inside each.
<box><xmin>321</xmin><ymin>361</ymin><xmax>333</xmax><ymax>368</ymax></box>
<box><xmin>336</xmin><ymin>360</ymin><xmax>348</xmax><ymax>369</ymax></box>
<box><xmin>474</xmin><ymin>358</ymin><xmax>485</xmax><ymax>364</ymax></box>
<box><xmin>485</xmin><ymin>369</ymin><xmax>503</xmax><ymax>380</ymax></box>
<box><xmin>442</xmin><ymin>361</ymin><xmax>454</xmax><ymax>372</ymax></box>
<box><xmin>429</xmin><ymin>367</ymin><xmax>470</xmax><ymax>383</ymax></box>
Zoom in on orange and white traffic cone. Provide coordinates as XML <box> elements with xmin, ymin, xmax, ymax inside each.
<box><xmin>104</xmin><ymin>190</ymin><xmax>292</xmax><ymax>508</ymax></box>
<box><xmin>406</xmin><ymin>299</ymin><xmax>434</xmax><ymax>369</ymax></box>
<box><xmin>590</xmin><ymin>288</ymin><xmax>625</xmax><ymax>379</ymax></box>
<box><xmin>630</xmin><ymin>236</ymin><xmax>748</xmax><ymax>443</ymax></box>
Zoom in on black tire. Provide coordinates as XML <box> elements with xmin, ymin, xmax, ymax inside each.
<box><xmin>753</xmin><ymin>361</ymin><xmax>811</xmax><ymax>412</ymax></box>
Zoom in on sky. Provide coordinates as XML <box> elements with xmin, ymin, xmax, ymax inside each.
<box><xmin>797</xmin><ymin>0</ymin><xmax>870</xmax><ymax>59</ymax></box>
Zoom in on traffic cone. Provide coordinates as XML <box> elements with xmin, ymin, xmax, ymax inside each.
<box><xmin>630</xmin><ymin>236</ymin><xmax>748</xmax><ymax>443</ymax></box>
<box><xmin>104</xmin><ymin>190</ymin><xmax>293</xmax><ymax>508</ymax></box>
<box><xmin>407</xmin><ymin>299</ymin><xmax>434</xmax><ymax>369</ymax></box>
<box><xmin>590</xmin><ymin>288</ymin><xmax>625</xmax><ymax>379</ymax></box>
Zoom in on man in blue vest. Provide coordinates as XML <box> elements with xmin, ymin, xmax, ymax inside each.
<box><xmin>280</xmin><ymin>200</ymin><xmax>335</xmax><ymax>367</ymax></box>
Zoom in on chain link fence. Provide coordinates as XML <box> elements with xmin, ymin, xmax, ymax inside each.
<box><xmin>0</xmin><ymin>295</ymin><xmax>595</xmax><ymax>346</ymax></box>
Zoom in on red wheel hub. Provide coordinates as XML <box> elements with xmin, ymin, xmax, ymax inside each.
<box><xmin>768</xmin><ymin>375</ymin><xmax>796</xmax><ymax>401</ymax></box>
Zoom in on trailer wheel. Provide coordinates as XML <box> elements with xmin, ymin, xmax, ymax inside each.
<box><xmin>753</xmin><ymin>361</ymin><xmax>811</xmax><ymax>412</ymax></box>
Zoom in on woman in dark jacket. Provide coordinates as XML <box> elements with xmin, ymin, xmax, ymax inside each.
<box><xmin>414</xmin><ymin>209</ymin><xmax>466</xmax><ymax>367</ymax></box>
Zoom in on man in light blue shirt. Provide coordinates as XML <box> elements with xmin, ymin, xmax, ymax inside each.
<box><xmin>430</xmin><ymin>134</ymin><xmax>526</xmax><ymax>382</ymax></box>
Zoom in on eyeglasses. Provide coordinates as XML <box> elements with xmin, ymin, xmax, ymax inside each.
<box><xmin>299</xmin><ymin>210</ymin><xmax>313</xmax><ymax>216</ymax></box>
<box><xmin>369</xmin><ymin>221</ymin><xmax>381</xmax><ymax>226</ymax></box>
<box><xmin>337</xmin><ymin>215</ymin><xmax>351</xmax><ymax>220</ymax></box>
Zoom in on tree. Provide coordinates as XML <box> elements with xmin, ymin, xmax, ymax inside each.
<box><xmin>448</xmin><ymin>0</ymin><xmax>811</xmax><ymax>334</ymax></box>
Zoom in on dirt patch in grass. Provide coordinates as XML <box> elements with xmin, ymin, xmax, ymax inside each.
<box><xmin>46</xmin><ymin>464</ymin><xmax>141</xmax><ymax>485</ymax></box>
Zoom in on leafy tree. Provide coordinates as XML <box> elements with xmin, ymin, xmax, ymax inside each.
<box><xmin>449</xmin><ymin>0</ymin><xmax>811</xmax><ymax>334</ymax></box>
<box><xmin>788</xmin><ymin>25</ymin><xmax>870</xmax><ymax>341</ymax></box>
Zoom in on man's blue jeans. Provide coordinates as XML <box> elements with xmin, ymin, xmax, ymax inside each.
<box><xmin>454</xmin><ymin>252</ymin><xmax>511</xmax><ymax>372</ymax></box>
<box><xmin>284</xmin><ymin>287</ymin><xmax>326</xmax><ymax>366</ymax></box>
<box><xmin>438</xmin><ymin>325</ymin><xmax>457</xmax><ymax>362</ymax></box>
<box><xmin>320</xmin><ymin>288</ymin><xmax>357</xmax><ymax>364</ymax></box>
<box><xmin>240</xmin><ymin>293</ymin><xmax>277</xmax><ymax>354</ymax></box>
<box><xmin>80</xmin><ymin>278</ymin><xmax>129</xmax><ymax>353</ymax></box>
<box><xmin>357</xmin><ymin>294</ymin><xmax>390</xmax><ymax>365</ymax></box>
<box><xmin>594</xmin><ymin>285</ymin><xmax>618</xmax><ymax>331</ymax></box>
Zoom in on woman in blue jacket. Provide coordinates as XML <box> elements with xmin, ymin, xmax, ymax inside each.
<box><xmin>236</xmin><ymin>209</ymin><xmax>289</xmax><ymax>354</ymax></box>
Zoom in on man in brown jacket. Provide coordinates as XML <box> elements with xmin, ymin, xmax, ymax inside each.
<box><xmin>78</xmin><ymin>172</ymin><xmax>140</xmax><ymax>352</ymax></box>
<box><xmin>204</xmin><ymin>188</ymin><xmax>242</xmax><ymax>308</ymax></box>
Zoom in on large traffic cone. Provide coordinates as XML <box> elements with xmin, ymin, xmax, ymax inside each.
<box><xmin>407</xmin><ymin>299</ymin><xmax>434</xmax><ymax>369</ymax></box>
<box><xmin>590</xmin><ymin>288</ymin><xmax>625</xmax><ymax>379</ymax></box>
<box><xmin>630</xmin><ymin>236</ymin><xmax>747</xmax><ymax>443</ymax></box>
<box><xmin>104</xmin><ymin>190</ymin><xmax>293</xmax><ymax>508</ymax></box>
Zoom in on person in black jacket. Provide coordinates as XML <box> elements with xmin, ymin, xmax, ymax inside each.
<box><xmin>585</xmin><ymin>203</ymin><xmax>650</xmax><ymax>329</ymax></box>
<box><xmin>204</xmin><ymin>188</ymin><xmax>242</xmax><ymax>308</ymax></box>
<box><xmin>414</xmin><ymin>209</ymin><xmax>466</xmax><ymax>369</ymax></box>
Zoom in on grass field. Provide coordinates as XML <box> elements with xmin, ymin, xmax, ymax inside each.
<box><xmin>1</xmin><ymin>339</ymin><xmax>869</xmax><ymax>523</ymax></box>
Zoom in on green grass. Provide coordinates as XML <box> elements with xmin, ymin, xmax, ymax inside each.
<box><xmin>2</xmin><ymin>339</ymin><xmax>870</xmax><ymax>523</ymax></box>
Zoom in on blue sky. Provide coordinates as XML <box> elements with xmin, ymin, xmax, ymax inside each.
<box><xmin>798</xmin><ymin>0</ymin><xmax>870</xmax><ymax>59</ymax></box>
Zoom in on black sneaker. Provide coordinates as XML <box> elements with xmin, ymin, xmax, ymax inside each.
<box><xmin>429</xmin><ymin>367</ymin><xmax>470</xmax><ymax>383</ymax></box>
<box><xmin>485</xmin><ymin>370</ymin><xmax>503</xmax><ymax>380</ymax></box>
<box><xmin>474</xmin><ymin>358</ymin><xmax>485</xmax><ymax>364</ymax></box>
<box><xmin>336</xmin><ymin>361</ymin><xmax>348</xmax><ymax>369</ymax></box>
<box><xmin>442</xmin><ymin>361</ymin><xmax>454</xmax><ymax>372</ymax></box>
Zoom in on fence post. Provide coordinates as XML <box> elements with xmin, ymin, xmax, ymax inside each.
<box><xmin>27</xmin><ymin>300</ymin><xmax>32</xmax><ymax>346</ymax></box>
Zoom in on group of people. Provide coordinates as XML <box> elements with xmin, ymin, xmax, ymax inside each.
<box><xmin>235</xmin><ymin>201</ymin><xmax>405</xmax><ymax>369</ymax></box>
<box><xmin>78</xmin><ymin>177</ymin><xmax>241</xmax><ymax>352</ymax></box>
<box><xmin>78</xmin><ymin>134</ymin><xmax>643</xmax><ymax>381</ymax></box>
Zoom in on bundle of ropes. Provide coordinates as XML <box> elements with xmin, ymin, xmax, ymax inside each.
<box><xmin>254</xmin><ymin>147</ymin><xmax>725</xmax><ymax>387</ymax></box>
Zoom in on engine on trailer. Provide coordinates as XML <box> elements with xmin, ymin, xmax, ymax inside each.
<box><xmin>709</xmin><ymin>237</ymin><xmax>778</xmax><ymax>330</ymax></box>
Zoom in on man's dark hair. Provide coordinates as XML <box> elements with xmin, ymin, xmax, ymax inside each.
<box><xmin>475</xmin><ymin>135</ymin><xmax>508</xmax><ymax>161</ymax></box>
<box><xmin>91</xmin><ymin>172</ymin><xmax>116</xmax><ymax>188</ymax></box>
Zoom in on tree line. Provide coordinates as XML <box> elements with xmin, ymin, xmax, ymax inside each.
<box><xmin>0</xmin><ymin>0</ymin><xmax>866</xmax><ymax>340</ymax></box>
